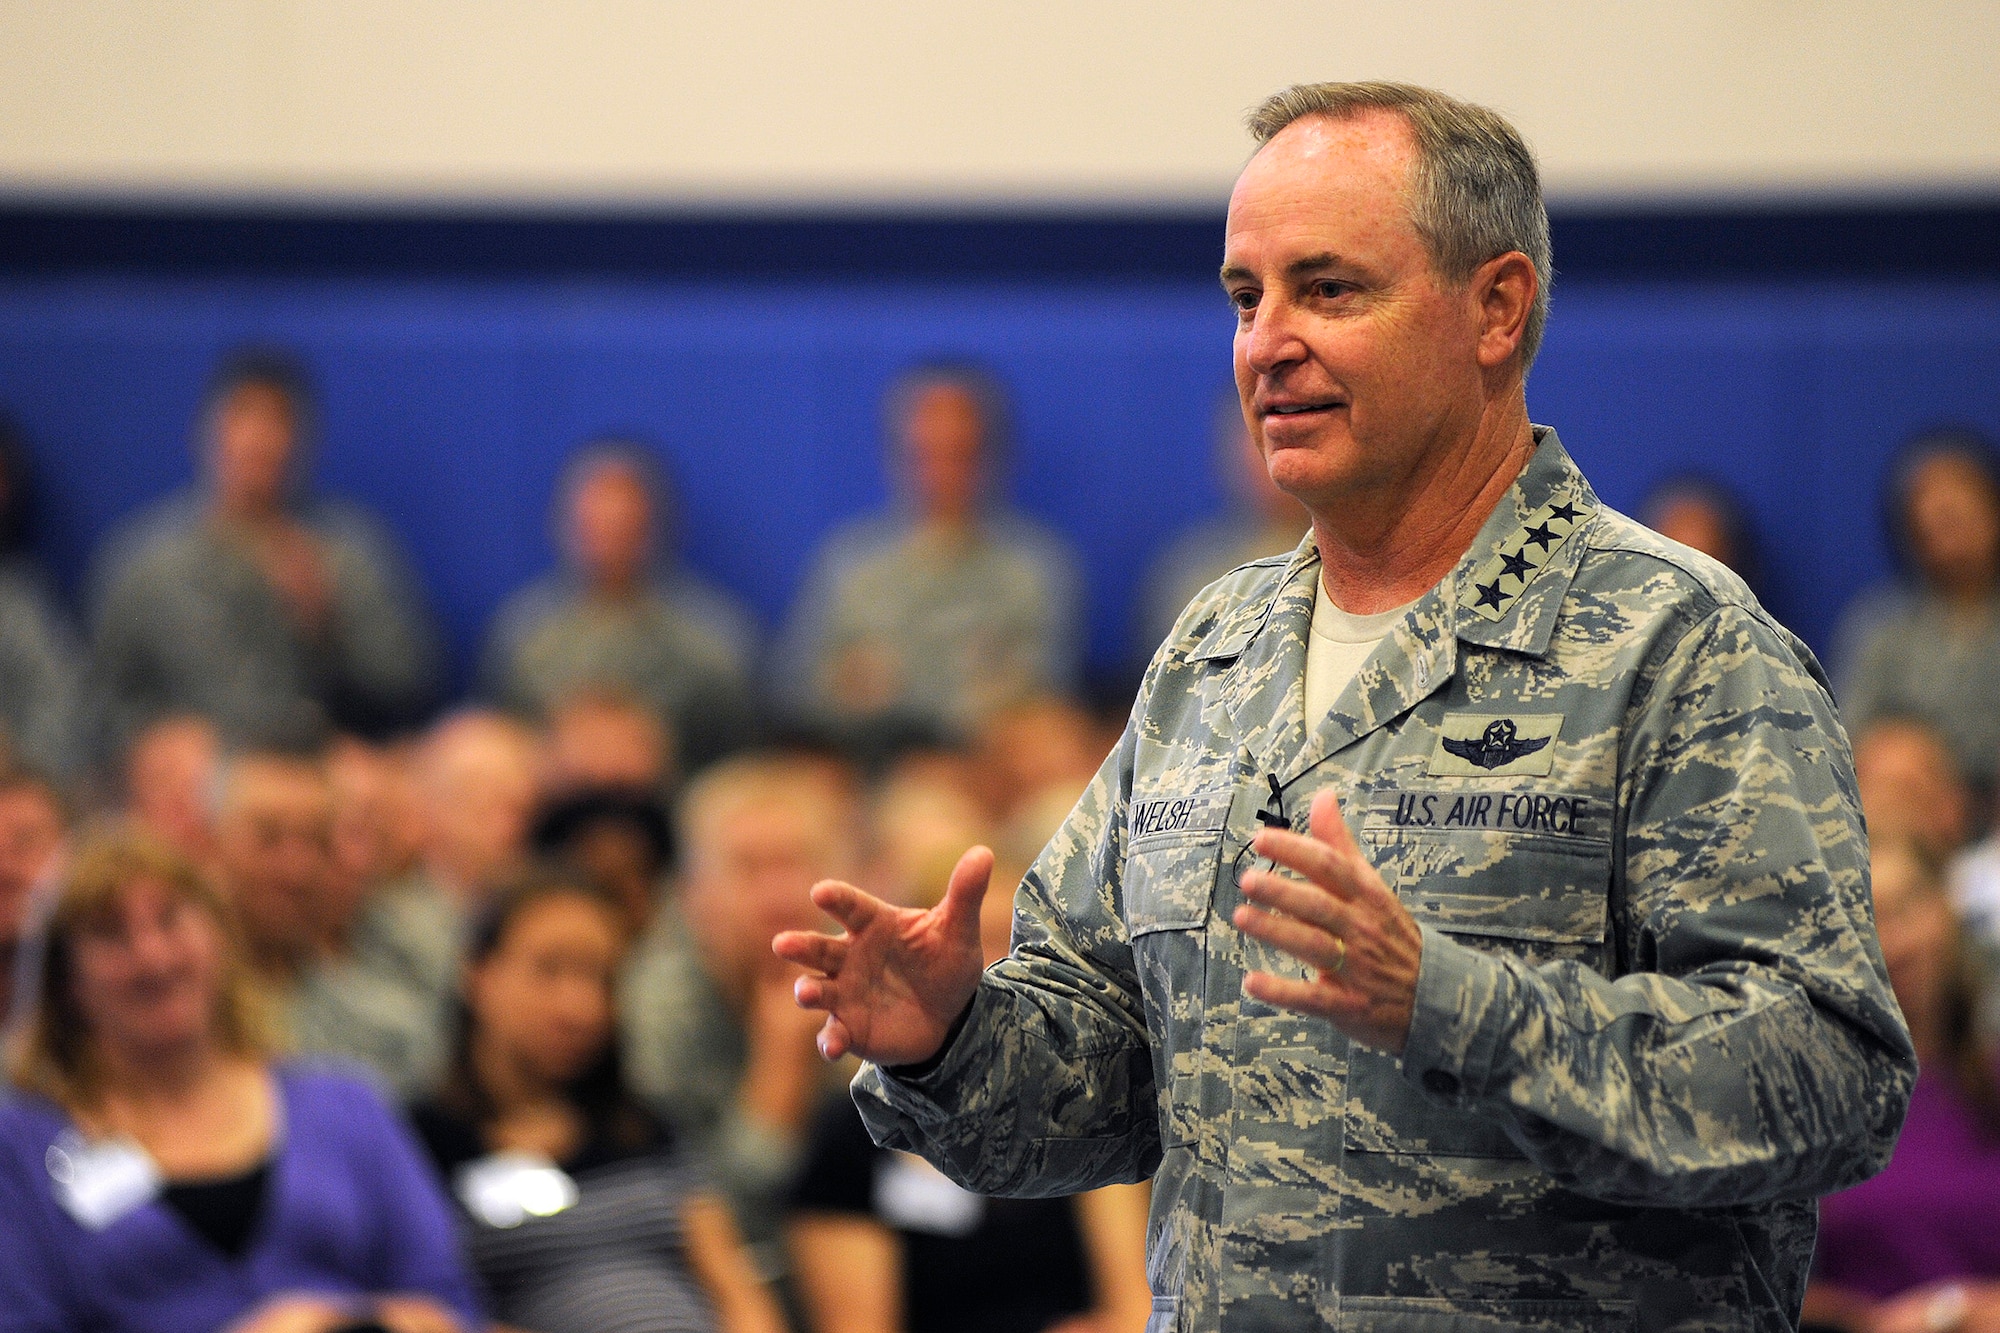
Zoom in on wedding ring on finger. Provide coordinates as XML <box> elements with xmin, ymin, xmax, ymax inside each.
<box><xmin>1327</xmin><ymin>935</ymin><xmax>1348</xmax><ymax>975</ymax></box>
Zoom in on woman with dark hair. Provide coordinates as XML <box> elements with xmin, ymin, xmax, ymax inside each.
<box><xmin>408</xmin><ymin>866</ymin><xmax>783</xmax><ymax>1333</ymax></box>
<box><xmin>1803</xmin><ymin>837</ymin><xmax>2000</xmax><ymax>1333</ymax></box>
<box><xmin>1835</xmin><ymin>427</ymin><xmax>2000</xmax><ymax>804</ymax></box>
<box><xmin>0</xmin><ymin>827</ymin><xmax>480</xmax><ymax>1333</ymax></box>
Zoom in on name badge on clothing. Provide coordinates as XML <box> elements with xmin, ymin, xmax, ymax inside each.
<box><xmin>874</xmin><ymin>1151</ymin><xmax>984</xmax><ymax>1236</ymax></box>
<box><xmin>456</xmin><ymin>1151</ymin><xmax>580</xmax><ymax>1229</ymax></box>
<box><xmin>46</xmin><ymin>1131</ymin><xmax>162</xmax><ymax>1231</ymax></box>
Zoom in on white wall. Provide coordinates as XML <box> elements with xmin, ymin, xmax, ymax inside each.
<box><xmin>1</xmin><ymin>0</ymin><xmax>1995</xmax><ymax>206</ymax></box>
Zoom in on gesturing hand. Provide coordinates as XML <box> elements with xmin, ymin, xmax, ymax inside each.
<box><xmin>1232</xmin><ymin>788</ymin><xmax>1423</xmax><ymax>1053</ymax></box>
<box><xmin>773</xmin><ymin>845</ymin><xmax>994</xmax><ymax>1067</ymax></box>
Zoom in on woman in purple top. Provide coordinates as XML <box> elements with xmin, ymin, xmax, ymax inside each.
<box><xmin>1805</xmin><ymin>837</ymin><xmax>2000</xmax><ymax>1333</ymax></box>
<box><xmin>0</xmin><ymin>828</ymin><xmax>481</xmax><ymax>1333</ymax></box>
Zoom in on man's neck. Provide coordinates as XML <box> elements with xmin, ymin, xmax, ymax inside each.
<box><xmin>1310</xmin><ymin>400</ymin><xmax>1536</xmax><ymax>614</ymax></box>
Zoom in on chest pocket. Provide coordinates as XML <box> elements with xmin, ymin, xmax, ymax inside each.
<box><xmin>1350</xmin><ymin>790</ymin><xmax>1612</xmax><ymax>1160</ymax></box>
<box><xmin>1123</xmin><ymin>788</ymin><xmax>1228</xmax><ymax>1150</ymax></box>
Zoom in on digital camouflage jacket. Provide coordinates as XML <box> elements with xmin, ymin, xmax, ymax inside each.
<box><xmin>854</xmin><ymin>430</ymin><xmax>1916</xmax><ymax>1333</ymax></box>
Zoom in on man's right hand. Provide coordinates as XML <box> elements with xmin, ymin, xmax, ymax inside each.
<box><xmin>773</xmin><ymin>844</ymin><xmax>993</xmax><ymax>1067</ymax></box>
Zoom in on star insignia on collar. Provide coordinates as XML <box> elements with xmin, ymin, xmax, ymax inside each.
<box><xmin>1463</xmin><ymin>494</ymin><xmax>1595</xmax><ymax>623</ymax></box>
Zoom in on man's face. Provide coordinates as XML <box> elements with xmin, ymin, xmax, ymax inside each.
<box><xmin>898</xmin><ymin>383</ymin><xmax>986</xmax><ymax>525</ymax></box>
<box><xmin>208</xmin><ymin>382</ymin><xmax>299</xmax><ymax>519</ymax></box>
<box><xmin>0</xmin><ymin>786</ymin><xmax>63</xmax><ymax>941</ymax></box>
<box><xmin>691</xmin><ymin>800</ymin><xmax>843</xmax><ymax>964</ymax></box>
<box><xmin>215</xmin><ymin>758</ymin><xmax>335</xmax><ymax>957</ymax></box>
<box><xmin>1222</xmin><ymin>111</ymin><xmax>1489</xmax><ymax>516</ymax></box>
<box><xmin>565</xmin><ymin>462</ymin><xmax>653</xmax><ymax>591</ymax></box>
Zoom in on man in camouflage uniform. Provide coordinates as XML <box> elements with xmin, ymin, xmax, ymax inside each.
<box><xmin>776</xmin><ymin>83</ymin><xmax>1915</xmax><ymax>1332</ymax></box>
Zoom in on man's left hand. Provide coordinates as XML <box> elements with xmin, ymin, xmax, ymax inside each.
<box><xmin>1232</xmin><ymin>788</ymin><xmax>1423</xmax><ymax>1053</ymax></box>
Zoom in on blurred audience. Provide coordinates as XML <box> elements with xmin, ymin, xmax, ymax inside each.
<box><xmin>353</xmin><ymin>709</ymin><xmax>540</xmax><ymax>1017</ymax></box>
<box><xmin>1134</xmin><ymin>395</ymin><xmax>1305</xmax><ymax>663</ymax></box>
<box><xmin>787</xmin><ymin>774</ymin><xmax>1150</xmax><ymax>1333</ymax></box>
<box><xmin>122</xmin><ymin>714</ymin><xmax>222</xmax><ymax>868</ymax></box>
<box><xmin>623</xmin><ymin>752</ymin><xmax>859</xmax><ymax>1274</ymax></box>
<box><xmin>482</xmin><ymin>439</ymin><xmax>758</xmax><ymax>775</ymax></box>
<box><xmin>777</xmin><ymin>363</ymin><xmax>1082</xmax><ymax>741</ymax></box>
<box><xmin>541</xmin><ymin>685</ymin><xmax>677</xmax><ymax>799</ymax></box>
<box><xmin>1638</xmin><ymin>470</ymin><xmax>1762</xmax><ymax>590</ymax></box>
<box><xmin>0</xmin><ymin>767</ymin><xmax>67</xmax><ymax>1034</ymax></box>
<box><xmin>211</xmin><ymin>748</ymin><xmax>443</xmax><ymax>1095</ymax></box>
<box><xmin>86</xmin><ymin>348</ymin><xmax>441</xmax><ymax>761</ymax></box>
<box><xmin>0</xmin><ymin>828</ymin><xmax>479</xmax><ymax>1333</ymax></box>
<box><xmin>970</xmin><ymin>695</ymin><xmax>1111</xmax><ymax>826</ymax></box>
<box><xmin>410</xmin><ymin>868</ymin><xmax>785</xmax><ymax>1333</ymax></box>
<box><xmin>0</xmin><ymin>412</ymin><xmax>82</xmax><ymax>778</ymax></box>
<box><xmin>532</xmin><ymin>786</ymin><xmax>674</xmax><ymax>943</ymax></box>
<box><xmin>862</xmin><ymin>749</ymin><xmax>991</xmax><ymax>911</ymax></box>
<box><xmin>1836</xmin><ymin>427</ymin><xmax>2000</xmax><ymax>802</ymax></box>
<box><xmin>1852</xmin><ymin>717</ymin><xmax>1974</xmax><ymax>857</ymax></box>
<box><xmin>1804</xmin><ymin>838</ymin><xmax>2000</xmax><ymax>1333</ymax></box>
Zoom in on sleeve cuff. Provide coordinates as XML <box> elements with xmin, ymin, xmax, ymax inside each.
<box><xmin>852</xmin><ymin>980</ymin><xmax>1007</xmax><ymax>1140</ymax></box>
<box><xmin>1399</xmin><ymin>921</ymin><xmax>1515</xmax><ymax>1106</ymax></box>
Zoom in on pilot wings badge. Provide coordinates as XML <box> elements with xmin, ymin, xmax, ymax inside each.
<box><xmin>1429</xmin><ymin>714</ymin><xmax>1564</xmax><ymax>777</ymax></box>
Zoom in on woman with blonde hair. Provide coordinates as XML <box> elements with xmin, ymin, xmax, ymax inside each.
<box><xmin>0</xmin><ymin>827</ymin><xmax>480</xmax><ymax>1333</ymax></box>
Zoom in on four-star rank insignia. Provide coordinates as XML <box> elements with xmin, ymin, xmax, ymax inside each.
<box><xmin>1464</xmin><ymin>494</ymin><xmax>1591</xmax><ymax>622</ymax></box>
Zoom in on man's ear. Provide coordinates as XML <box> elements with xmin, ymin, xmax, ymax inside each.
<box><xmin>1472</xmin><ymin>251</ymin><xmax>1537</xmax><ymax>370</ymax></box>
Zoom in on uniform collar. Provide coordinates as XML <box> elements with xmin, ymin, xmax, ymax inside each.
<box><xmin>1193</xmin><ymin>427</ymin><xmax>1599</xmax><ymax>783</ymax></box>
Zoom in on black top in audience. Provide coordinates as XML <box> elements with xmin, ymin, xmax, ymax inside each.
<box><xmin>790</xmin><ymin>1096</ymin><xmax>1092</xmax><ymax>1333</ymax></box>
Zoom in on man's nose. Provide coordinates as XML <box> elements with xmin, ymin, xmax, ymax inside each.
<box><xmin>1241</xmin><ymin>299</ymin><xmax>1307</xmax><ymax>377</ymax></box>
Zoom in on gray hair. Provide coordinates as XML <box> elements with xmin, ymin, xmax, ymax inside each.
<box><xmin>1247</xmin><ymin>81</ymin><xmax>1552</xmax><ymax>369</ymax></box>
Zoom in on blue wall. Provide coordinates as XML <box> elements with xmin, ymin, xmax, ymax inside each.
<box><xmin>0</xmin><ymin>272</ymin><xmax>1996</xmax><ymax>691</ymax></box>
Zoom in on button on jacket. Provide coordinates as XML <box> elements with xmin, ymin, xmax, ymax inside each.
<box><xmin>854</xmin><ymin>430</ymin><xmax>1915</xmax><ymax>1333</ymax></box>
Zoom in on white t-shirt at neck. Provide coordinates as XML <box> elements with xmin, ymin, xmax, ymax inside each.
<box><xmin>1303</xmin><ymin>578</ymin><xmax>1420</xmax><ymax>721</ymax></box>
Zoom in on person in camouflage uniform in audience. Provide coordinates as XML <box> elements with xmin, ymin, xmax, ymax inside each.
<box><xmin>777</xmin><ymin>82</ymin><xmax>1915</xmax><ymax>1333</ymax></box>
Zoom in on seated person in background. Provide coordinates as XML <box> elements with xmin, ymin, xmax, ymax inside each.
<box><xmin>776</xmin><ymin>363</ymin><xmax>1082</xmax><ymax>740</ymax></box>
<box><xmin>787</xmin><ymin>775</ymin><xmax>1150</xmax><ymax>1333</ymax></box>
<box><xmin>861</xmin><ymin>748</ymin><xmax>991</xmax><ymax>912</ymax></box>
<box><xmin>352</xmin><ymin>709</ymin><xmax>541</xmax><ymax>1020</ymax></box>
<box><xmin>482</xmin><ymin>440</ymin><xmax>757</xmax><ymax>776</ymax></box>
<box><xmin>0</xmin><ymin>411</ymin><xmax>81</xmax><ymax>779</ymax></box>
<box><xmin>968</xmin><ymin>694</ymin><xmax>1112</xmax><ymax>827</ymax></box>
<box><xmin>622</xmin><ymin>752</ymin><xmax>858</xmax><ymax>1275</ymax></box>
<box><xmin>1637</xmin><ymin>470</ymin><xmax>1761</xmax><ymax>590</ymax></box>
<box><xmin>327</xmin><ymin>734</ymin><xmax>426</xmax><ymax>915</ymax></box>
<box><xmin>214</xmin><ymin>747</ymin><xmax>444</xmax><ymax>1096</ymax></box>
<box><xmin>409</xmin><ymin>868</ymin><xmax>784</xmax><ymax>1333</ymax></box>
<box><xmin>532</xmin><ymin>785</ymin><xmax>674</xmax><ymax>944</ymax></box>
<box><xmin>0</xmin><ymin>766</ymin><xmax>67</xmax><ymax>1034</ymax></box>
<box><xmin>123</xmin><ymin>713</ymin><xmax>222</xmax><ymax>869</ymax></box>
<box><xmin>540</xmin><ymin>686</ymin><xmax>677</xmax><ymax>801</ymax></box>
<box><xmin>1835</xmin><ymin>427</ymin><xmax>2000</xmax><ymax>804</ymax></box>
<box><xmin>86</xmin><ymin>348</ymin><xmax>441</xmax><ymax>760</ymax></box>
<box><xmin>1852</xmin><ymin>716</ymin><xmax>1974</xmax><ymax>858</ymax></box>
<box><xmin>0</xmin><ymin>829</ymin><xmax>479</xmax><ymax>1333</ymax></box>
<box><xmin>1132</xmin><ymin>393</ymin><xmax>1305</xmax><ymax>664</ymax></box>
<box><xmin>1803</xmin><ymin>838</ymin><xmax>2000</xmax><ymax>1333</ymax></box>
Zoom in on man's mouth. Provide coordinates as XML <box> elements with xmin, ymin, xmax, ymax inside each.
<box><xmin>1262</xmin><ymin>400</ymin><xmax>1344</xmax><ymax>418</ymax></box>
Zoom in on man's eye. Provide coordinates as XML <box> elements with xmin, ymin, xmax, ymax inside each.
<box><xmin>1229</xmin><ymin>290</ymin><xmax>1259</xmax><ymax>313</ymax></box>
<box><xmin>1312</xmin><ymin>280</ymin><xmax>1351</xmax><ymax>300</ymax></box>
